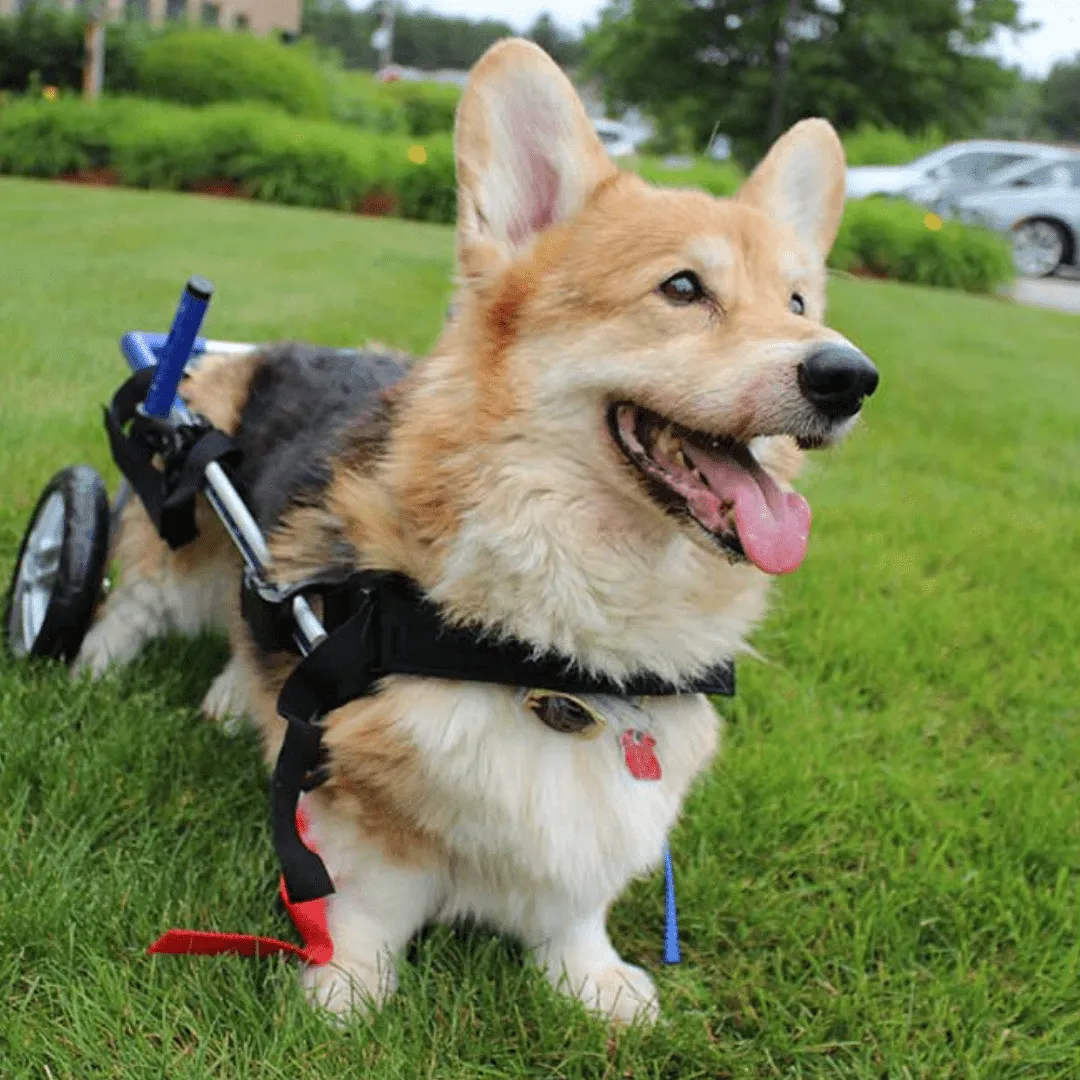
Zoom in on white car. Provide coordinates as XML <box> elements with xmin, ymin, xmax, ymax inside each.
<box><xmin>953</xmin><ymin>156</ymin><xmax>1080</xmax><ymax>277</ymax></box>
<box><xmin>845</xmin><ymin>140</ymin><xmax>1070</xmax><ymax>208</ymax></box>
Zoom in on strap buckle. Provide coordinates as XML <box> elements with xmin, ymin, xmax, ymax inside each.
<box><xmin>241</xmin><ymin>568</ymin><xmax>378</xmax><ymax>657</ymax></box>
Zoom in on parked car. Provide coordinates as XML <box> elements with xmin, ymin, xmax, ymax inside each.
<box><xmin>935</xmin><ymin>149</ymin><xmax>1080</xmax><ymax>215</ymax></box>
<box><xmin>845</xmin><ymin>140</ymin><xmax>1069</xmax><ymax>208</ymax></box>
<box><xmin>953</xmin><ymin>157</ymin><xmax>1080</xmax><ymax>277</ymax></box>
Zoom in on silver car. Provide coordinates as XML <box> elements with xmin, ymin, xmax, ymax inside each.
<box><xmin>845</xmin><ymin>140</ymin><xmax>1068</xmax><ymax>208</ymax></box>
<box><xmin>952</xmin><ymin>156</ymin><xmax>1080</xmax><ymax>277</ymax></box>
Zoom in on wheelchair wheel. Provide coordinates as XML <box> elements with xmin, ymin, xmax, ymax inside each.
<box><xmin>3</xmin><ymin>466</ymin><xmax>111</xmax><ymax>662</ymax></box>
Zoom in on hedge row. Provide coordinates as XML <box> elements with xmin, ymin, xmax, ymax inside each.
<box><xmin>0</xmin><ymin>96</ymin><xmax>456</xmax><ymax>222</ymax></box>
<box><xmin>0</xmin><ymin>97</ymin><xmax>1013</xmax><ymax>292</ymax></box>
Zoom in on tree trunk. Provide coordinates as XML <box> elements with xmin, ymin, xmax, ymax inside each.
<box><xmin>767</xmin><ymin>0</ymin><xmax>799</xmax><ymax>143</ymax></box>
<box><xmin>83</xmin><ymin>16</ymin><xmax>105</xmax><ymax>102</ymax></box>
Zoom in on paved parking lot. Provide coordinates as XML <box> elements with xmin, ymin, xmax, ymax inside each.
<box><xmin>1010</xmin><ymin>268</ymin><xmax>1080</xmax><ymax>315</ymax></box>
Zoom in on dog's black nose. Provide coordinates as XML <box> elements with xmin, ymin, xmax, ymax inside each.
<box><xmin>798</xmin><ymin>344</ymin><xmax>879</xmax><ymax>420</ymax></box>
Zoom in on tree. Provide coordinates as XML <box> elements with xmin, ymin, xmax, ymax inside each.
<box><xmin>584</xmin><ymin>0</ymin><xmax>1028</xmax><ymax>161</ymax></box>
<box><xmin>1043</xmin><ymin>53</ymin><xmax>1080</xmax><ymax>141</ymax></box>
<box><xmin>983</xmin><ymin>73</ymin><xmax>1050</xmax><ymax>141</ymax></box>
<box><xmin>301</xmin><ymin>1</ymin><xmax>515</xmax><ymax>72</ymax></box>
<box><xmin>527</xmin><ymin>12</ymin><xmax>584</xmax><ymax>69</ymax></box>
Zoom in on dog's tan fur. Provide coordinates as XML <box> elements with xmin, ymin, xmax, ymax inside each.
<box><xmin>76</xmin><ymin>40</ymin><xmax>869</xmax><ymax>1023</ymax></box>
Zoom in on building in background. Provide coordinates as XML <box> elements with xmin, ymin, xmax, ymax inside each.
<box><xmin>0</xmin><ymin>0</ymin><xmax>300</xmax><ymax>36</ymax></box>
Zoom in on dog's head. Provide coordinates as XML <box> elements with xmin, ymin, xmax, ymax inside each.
<box><xmin>448</xmin><ymin>38</ymin><xmax>875</xmax><ymax>571</ymax></box>
<box><xmin>386</xmin><ymin>39</ymin><xmax>877</xmax><ymax>676</ymax></box>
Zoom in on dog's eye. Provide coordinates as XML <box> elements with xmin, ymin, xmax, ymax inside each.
<box><xmin>659</xmin><ymin>271</ymin><xmax>705</xmax><ymax>305</ymax></box>
<box><xmin>790</xmin><ymin>293</ymin><xmax>806</xmax><ymax>316</ymax></box>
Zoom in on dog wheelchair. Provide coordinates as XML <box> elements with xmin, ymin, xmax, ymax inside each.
<box><xmin>4</xmin><ymin>277</ymin><xmax>327</xmax><ymax>667</ymax></box>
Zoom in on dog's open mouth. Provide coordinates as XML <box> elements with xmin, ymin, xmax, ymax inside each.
<box><xmin>607</xmin><ymin>403</ymin><xmax>812</xmax><ymax>575</ymax></box>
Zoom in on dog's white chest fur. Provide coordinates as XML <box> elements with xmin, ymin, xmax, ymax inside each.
<box><xmin>311</xmin><ymin>685</ymin><xmax>720</xmax><ymax>945</ymax></box>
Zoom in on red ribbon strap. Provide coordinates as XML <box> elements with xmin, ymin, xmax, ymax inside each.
<box><xmin>147</xmin><ymin>803</ymin><xmax>333</xmax><ymax>966</ymax></box>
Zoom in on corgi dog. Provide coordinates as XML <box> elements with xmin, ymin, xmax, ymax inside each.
<box><xmin>74</xmin><ymin>39</ymin><xmax>877</xmax><ymax>1024</ymax></box>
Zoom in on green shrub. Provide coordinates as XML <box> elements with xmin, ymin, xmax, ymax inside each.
<box><xmin>328</xmin><ymin>71</ymin><xmax>407</xmax><ymax>134</ymax></box>
<box><xmin>136</xmin><ymin>30</ymin><xmax>331</xmax><ymax>118</ymax></box>
<box><xmin>633</xmin><ymin>155</ymin><xmax>744</xmax><ymax>197</ymax></box>
<box><xmin>832</xmin><ymin>197</ymin><xmax>1014</xmax><ymax>293</ymax></box>
<box><xmin>0</xmin><ymin>96</ymin><xmax>455</xmax><ymax>221</ymax></box>
<box><xmin>110</xmin><ymin>100</ymin><xmax>239</xmax><ymax>191</ymax></box>
<box><xmin>211</xmin><ymin>107</ymin><xmax>389</xmax><ymax>211</ymax></box>
<box><xmin>383</xmin><ymin>79</ymin><xmax>460</xmax><ymax>137</ymax></box>
<box><xmin>327</xmin><ymin>76</ymin><xmax>459</xmax><ymax>138</ymax></box>
<box><xmin>387</xmin><ymin>137</ymin><xmax>457</xmax><ymax>223</ymax></box>
<box><xmin>0</xmin><ymin>96</ymin><xmax>124</xmax><ymax>175</ymax></box>
<box><xmin>842</xmin><ymin>124</ymin><xmax>946</xmax><ymax>167</ymax></box>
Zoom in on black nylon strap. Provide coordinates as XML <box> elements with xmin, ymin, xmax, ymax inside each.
<box><xmin>104</xmin><ymin>369</ymin><xmax>242</xmax><ymax>550</ymax></box>
<box><xmin>267</xmin><ymin>570</ymin><xmax>735</xmax><ymax>903</ymax></box>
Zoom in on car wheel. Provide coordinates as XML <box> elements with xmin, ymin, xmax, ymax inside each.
<box><xmin>1012</xmin><ymin>219</ymin><xmax>1066</xmax><ymax>278</ymax></box>
<box><xmin>3</xmin><ymin>466</ymin><xmax>111</xmax><ymax>662</ymax></box>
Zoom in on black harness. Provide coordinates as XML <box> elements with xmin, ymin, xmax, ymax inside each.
<box><xmin>242</xmin><ymin>569</ymin><xmax>735</xmax><ymax>903</ymax></box>
<box><xmin>107</xmin><ymin>375</ymin><xmax>736</xmax><ymax>909</ymax></box>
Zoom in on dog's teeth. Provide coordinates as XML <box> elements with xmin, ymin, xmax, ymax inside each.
<box><xmin>653</xmin><ymin>425</ymin><xmax>682</xmax><ymax>458</ymax></box>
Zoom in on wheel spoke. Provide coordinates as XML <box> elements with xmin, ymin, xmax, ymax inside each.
<box><xmin>20</xmin><ymin>588</ymin><xmax>36</xmax><ymax>654</ymax></box>
<box><xmin>28</xmin><ymin>586</ymin><xmax>48</xmax><ymax>643</ymax></box>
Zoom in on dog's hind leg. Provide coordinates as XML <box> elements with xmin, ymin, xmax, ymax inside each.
<box><xmin>73</xmin><ymin>495</ymin><xmax>235</xmax><ymax>680</ymax></box>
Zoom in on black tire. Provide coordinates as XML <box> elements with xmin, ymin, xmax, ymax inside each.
<box><xmin>3</xmin><ymin>466</ymin><xmax>111</xmax><ymax>663</ymax></box>
<box><xmin>1011</xmin><ymin>218</ymin><xmax>1067</xmax><ymax>278</ymax></box>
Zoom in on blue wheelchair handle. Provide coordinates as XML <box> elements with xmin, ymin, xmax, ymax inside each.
<box><xmin>142</xmin><ymin>276</ymin><xmax>214</xmax><ymax>418</ymax></box>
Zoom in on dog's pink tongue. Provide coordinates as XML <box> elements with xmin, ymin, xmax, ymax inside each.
<box><xmin>685</xmin><ymin>444</ymin><xmax>811</xmax><ymax>575</ymax></box>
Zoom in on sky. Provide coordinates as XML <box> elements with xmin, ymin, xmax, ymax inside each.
<box><xmin>400</xmin><ymin>0</ymin><xmax>1080</xmax><ymax>78</ymax></box>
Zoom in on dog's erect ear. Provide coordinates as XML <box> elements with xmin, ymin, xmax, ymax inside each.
<box><xmin>455</xmin><ymin>38</ymin><xmax>618</xmax><ymax>278</ymax></box>
<box><xmin>737</xmin><ymin>119</ymin><xmax>846</xmax><ymax>259</ymax></box>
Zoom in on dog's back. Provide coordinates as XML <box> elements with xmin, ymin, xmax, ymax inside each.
<box><xmin>232</xmin><ymin>344</ymin><xmax>409</xmax><ymax>533</ymax></box>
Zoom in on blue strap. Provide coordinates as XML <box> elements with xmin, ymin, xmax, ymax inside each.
<box><xmin>663</xmin><ymin>845</ymin><xmax>681</xmax><ymax>964</ymax></box>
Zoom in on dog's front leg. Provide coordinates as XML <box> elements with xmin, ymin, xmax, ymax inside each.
<box><xmin>300</xmin><ymin>845</ymin><xmax>440</xmax><ymax>1018</ymax></box>
<box><xmin>532</xmin><ymin>906</ymin><xmax>659</xmax><ymax>1025</ymax></box>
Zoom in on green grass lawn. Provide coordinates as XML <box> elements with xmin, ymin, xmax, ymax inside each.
<box><xmin>2</xmin><ymin>176</ymin><xmax>1079</xmax><ymax>1078</ymax></box>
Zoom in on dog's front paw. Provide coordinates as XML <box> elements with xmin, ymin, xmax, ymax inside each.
<box><xmin>561</xmin><ymin>962</ymin><xmax>659</xmax><ymax>1026</ymax></box>
<box><xmin>300</xmin><ymin>955</ymin><xmax>397</xmax><ymax>1018</ymax></box>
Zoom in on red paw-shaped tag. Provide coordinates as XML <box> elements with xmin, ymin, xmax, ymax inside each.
<box><xmin>621</xmin><ymin>729</ymin><xmax>662</xmax><ymax>781</ymax></box>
